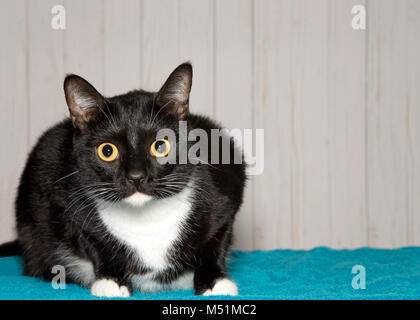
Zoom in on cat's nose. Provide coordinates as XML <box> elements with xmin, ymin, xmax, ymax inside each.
<box><xmin>127</xmin><ymin>171</ymin><xmax>147</xmax><ymax>188</ymax></box>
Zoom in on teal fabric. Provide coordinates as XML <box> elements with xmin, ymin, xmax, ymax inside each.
<box><xmin>0</xmin><ymin>247</ymin><xmax>419</xmax><ymax>300</ymax></box>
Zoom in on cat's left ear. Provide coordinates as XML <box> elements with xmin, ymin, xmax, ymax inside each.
<box><xmin>155</xmin><ymin>62</ymin><xmax>192</xmax><ymax>120</ymax></box>
<box><xmin>64</xmin><ymin>75</ymin><xmax>105</xmax><ymax>130</ymax></box>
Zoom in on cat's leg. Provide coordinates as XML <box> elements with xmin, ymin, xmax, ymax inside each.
<box><xmin>62</xmin><ymin>256</ymin><xmax>96</xmax><ymax>288</ymax></box>
<box><xmin>193</xmin><ymin>225</ymin><xmax>238</xmax><ymax>296</ymax></box>
<box><xmin>49</xmin><ymin>239</ymin><xmax>131</xmax><ymax>297</ymax></box>
<box><xmin>89</xmin><ymin>253</ymin><xmax>133</xmax><ymax>298</ymax></box>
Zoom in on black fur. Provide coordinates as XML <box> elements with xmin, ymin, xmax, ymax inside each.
<box><xmin>0</xmin><ymin>240</ymin><xmax>21</xmax><ymax>257</ymax></box>
<box><xmin>5</xmin><ymin>63</ymin><xmax>246</xmax><ymax>295</ymax></box>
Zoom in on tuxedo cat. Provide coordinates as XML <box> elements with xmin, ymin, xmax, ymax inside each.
<box><xmin>0</xmin><ymin>63</ymin><xmax>246</xmax><ymax>297</ymax></box>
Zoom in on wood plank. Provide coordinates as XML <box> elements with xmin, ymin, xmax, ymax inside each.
<box><xmin>179</xmin><ymin>0</ymin><xmax>214</xmax><ymax>117</ymax></box>
<box><xmin>104</xmin><ymin>0</ymin><xmax>141</xmax><ymax>96</ymax></box>
<box><xmin>253</xmin><ymin>0</ymin><xmax>293</xmax><ymax>249</ymax></box>
<box><xmin>28</xmin><ymin>0</ymin><xmax>66</xmax><ymax>147</ymax></box>
<box><xmin>215</xmin><ymin>0</ymin><xmax>254</xmax><ymax>250</ymax></box>
<box><xmin>405</xmin><ymin>0</ymin><xmax>420</xmax><ymax>246</ymax></box>
<box><xmin>367</xmin><ymin>0</ymin><xmax>409</xmax><ymax>247</ymax></box>
<box><xmin>64</xmin><ymin>0</ymin><xmax>104</xmax><ymax>92</ymax></box>
<box><xmin>289</xmin><ymin>0</ymin><xmax>330</xmax><ymax>249</ymax></box>
<box><xmin>142</xmin><ymin>0</ymin><xmax>181</xmax><ymax>91</ymax></box>
<box><xmin>328</xmin><ymin>0</ymin><xmax>367</xmax><ymax>248</ymax></box>
<box><xmin>0</xmin><ymin>0</ymin><xmax>28</xmax><ymax>242</ymax></box>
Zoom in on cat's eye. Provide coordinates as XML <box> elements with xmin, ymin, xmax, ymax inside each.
<box><xmin>150</xmin><ymin>139</ymin><xmax>170</xmax><ymax>158</ymax></box>
<box><xmin>97</xmin><ymin>143</ymin><xmax>119</xmax><ymax>162</ymax></box>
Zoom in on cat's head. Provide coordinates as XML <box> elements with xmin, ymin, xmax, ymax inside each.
<box><xmin>64</xmin><ymin>63</ymin><xmax>193</xmax><ymax>207</ymax></box>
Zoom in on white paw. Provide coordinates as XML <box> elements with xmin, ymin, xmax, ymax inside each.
<box><xmin>202</xmin><ymin>278</ymin><xmax>238</xmax><ymax>296</ymax></box>
<box><xmin>91</xmin><ymin>279</ymin><xmax>130</xmax><ymax>298</ymax></box>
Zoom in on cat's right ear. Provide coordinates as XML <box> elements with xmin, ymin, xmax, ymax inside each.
<box><xmin>63</xmin><ymin>75</ymin><xmax>105</xmax><ymax>130</ymax></box>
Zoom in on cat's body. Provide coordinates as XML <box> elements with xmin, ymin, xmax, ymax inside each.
<box><xmin>2</xmin><ymin>64</ymin><xmax>246</xmax><ymax>297</ymax></box>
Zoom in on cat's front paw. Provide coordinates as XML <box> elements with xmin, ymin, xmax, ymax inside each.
<box><xmin>202</xmin><ymin>278</ymin><xmax>238</xmax><ymax>296</ymax></box>
<box><xmin>91</xmin><ymin>279</ymin><xmax>131</xmax><ymax>298</ymax></box>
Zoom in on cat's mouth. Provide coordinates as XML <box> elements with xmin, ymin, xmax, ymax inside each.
<box><xmin>122</xmin><ymin>192</ymin><xmax>153</xmax><ymax>207</ymax></box>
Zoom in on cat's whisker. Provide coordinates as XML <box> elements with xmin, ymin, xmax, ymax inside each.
<box><xmin>66</xmin><ymin>193</ymin><xmax>97</xmax><ymax>218</ymax></box>
<box><xmin>65</xmin><ymin>186</ymin><xmax>112</xmax><ymax>209</ymax></box>
<box><xmin>80</xmin><ymin>191</ymin><xmax>118</xmax><ymax>231</ymax></box>
<box><xmin>54</xmin><ymin>170</ymin><xmax>80</xmax><ymax>184</ymax></box>
<box><xmin>68</xmin><ymin>182</ymin><xmax>115</xmax><ymax>192</ymax></box>
<box><xmin>154</xmin><ymin>177</ymin><xmax>189</xmax><ymax>184</ymax></box>
<box><xmin>67</xmin><ymin>188</ymin><xmax>119</xmax><ymax>233</ymax></box>
<box><xmin>66</xmin><ymin>182</ymin><xmax>115</xmax><ymax>196</ymax></box>
<box><xmin>189</xmin><ymin>157</ymin><xmax>223</xmax><ymax>171</ymax></box>
<box><xmin>149</xmin><ymin>98</ymin><xmax>176</xmax><ymax>126</ymax></box>
<box><xmin>159</xmin><ymin>182</ymin><xmax>213</xmax><ymax>199</ymax></box>
<box><xmin>101</xmin><ymin>101</ymin><xmax>119</xmax><ymax>132</ymax></box>
<box><xmin>147</xmin><ymin>94</ymin><xmax>157</xmax><ymax>125</ymax></box>
<box><xmin>65</xmin><ymin>187</ymin><xmax>116</xmax><ymax>216</ymax></box>
<box><xmin>65</xmin><ymin>184</ymin><xmax>115</xmax><ymax>204</ymax></box>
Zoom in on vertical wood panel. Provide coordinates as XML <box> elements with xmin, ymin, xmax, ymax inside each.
<box><xmin>290</xmin><ymin>0</ymin><xmax>330</xmax><ymax>249</ymax></box>
<box><xmin>0</xmin><ymin>0</ymin><xmax>28</xmax><ymax>243</ymax></box>
<box><xmin>142</xmin><ymin>0</ymin><xmax>181</xmax><ymax>91</ymax></box>
<box><xmin>328</xmin><ymin>0</ymin><xmax>366</xmax><ymax>247</ymax></box>
<box><xmin>367</xmin><ymin>0</ymin><xmax>409</xmax><ymax>247</ymax></box>
<box><xmin>104</xmin><ymin>0</ymin><xmax>141</xmax><ymax>96</ymax></box>
<box><xmin>28</xmin><ymin>0</ymin><xmax>66</xmax><ymax>147</ymax></box>
<box><xmin>215</xmin><ymin>0</ymin><xmax>254</xmax><ymax>250</ymax></box>
<box><xmin>179</xmin><ymin>0</ymin><xmax>214</xmax><ymax>117</ymax></box>
<box><xmin>253</xmin><ymin>0</ymin><xmax>293</xmax><ymax>249</ymax></box>
<box><xmin>407</xmin><ymin>0</ymin><xmax>420</xmax><ymax>245</ymax></box>
<box><xmin>65</xmin><ymin>0</ymin><xmax>104</xmax><ymax>92</ymax></box>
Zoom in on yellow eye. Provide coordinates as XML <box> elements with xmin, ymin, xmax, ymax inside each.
<box><xmin>150</xmin><ymin>139</ymin><xmax>170</xmax><ymax>158</ymax></box>
<box><xmin>97</xmin><ymin>143</ymin><xmax>119</xmax><ymax>162</ymax></box>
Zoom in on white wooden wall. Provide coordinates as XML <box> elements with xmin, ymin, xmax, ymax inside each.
<box><xmin>0</xmin><ymin>0</ymin><xmax>419</xmax><ymax>250</ymax></box>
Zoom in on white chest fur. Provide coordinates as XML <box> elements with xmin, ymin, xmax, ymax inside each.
<box><xmin>97</xmin><ymin>186</ymin><xmax>193</xmax><ymax>271</ymax></box>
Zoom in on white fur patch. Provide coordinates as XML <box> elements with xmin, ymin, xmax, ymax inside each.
<box><xmin>91</xmin><ymin>278</ymin><xmax>130</xmax><ymax>298</ymax></box>
<box><xmin>123</xmin><ymin>192</ymin><xmax>153</xmax><ymax>207</ymax></box>
<box><xmin>66</xmin><ymin>257</ymin><xmax>95</xmax><ymax>287</ymax></box>
<box><xmin>97</xmin><ymin>185</ymin><xmax>193</xmax><ymax>272</ymax></box>
<box><xmin>74</xmin><ymin>92</ymin><xmax>97</xmax><ymax>110</ymax></box>
<box><xmin>202</xmin><ymin>278</ymin><xmax>238</xmax><ymax>296</ymax></box>
<box><xmin>131</xmin><ymin>271</ymin><xmax>194</xmax><ymax>293</ymax></box>
<box><xmin>54</xmin><ymin>247</ymin><xmax>95</xmax><ymax>287</ymax></box>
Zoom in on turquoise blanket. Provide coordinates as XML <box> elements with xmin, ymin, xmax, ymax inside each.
<box><xmin>0</xmin><ymin>247</ymin><xmax>419</xmax><ymax>300</ymax></box>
